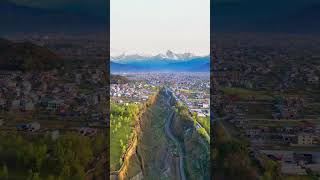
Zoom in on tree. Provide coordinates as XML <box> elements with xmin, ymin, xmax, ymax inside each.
<box><xmin>27</xmin><ymin>170</ymin><xmax>41</xmax><ymax>180</ymax></box>
<box><xmin>197</xmin><ymin>127</ymin><xmax>209</xmax><ymax>143</ymax></box>
<box><xmin>260</xmin><ymin>155</ymin><xmax>282</xmax><ymax>180</ymax></box>
<box><xmin>92</xmin><ymin>133</ymin><xmax>105</xmax><ymax>155</ymax></box>
<box><xmin>34</xmin><ymin>144</ymin><xmax>48</xmax><ymax>171</ymax></box>
<box><xmin>23</xmin><ymin>57</ymin><xmax>35</xmax><ymax>71</ymax></box>
<box><xmin>59</xmin><ymin>165</ymin><xmax>71</xmax><ymax>180</ymax></box>
<box><xmin>46</xmin><ymin>175</ymin><xmax>56</xmax><ymax>180</ymax></box>
<box><xmin>0</xmin><ymin>164</ymin><xmax>8</xmax><ymax>180</ymax></box>
<box><xmin>53</xmin><ymin>133</ymin><xmax>93</xmax><ymax>171</ymax></box>
<box><xmin>70</xmin><ymin>161</ymin><xmax>85</xmax><ymax>180</ymax></box>
<box><xmin>213</xmin><ymin>122</ymin><xmax>258</xmax><ymax>180</ymax></box>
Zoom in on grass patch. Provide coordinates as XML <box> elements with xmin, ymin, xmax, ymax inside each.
<box><xmin>283</xmin><ymin>175</ymin><xmax>317</xmax><ymax>180</ymax></box>
<box><xmin>220</xmin><ymin>87</ymin><xmax>274</xmax><ymax>101</ymax></box>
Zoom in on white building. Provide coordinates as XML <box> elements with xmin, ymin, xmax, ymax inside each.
<box><xmin>297</xmin><ymin>133</ymin><xmax>314</xmax><ymax>145</ymax></box>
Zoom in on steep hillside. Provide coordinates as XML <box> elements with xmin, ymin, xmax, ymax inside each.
<box><xmin>110</xmin><ymin>74</ymin><xmax>129</xmax><ymax>84</ymax></box>
<box><xmin>124</xmin><ymin>91</ymin><xmax>180</xmax><ymax>180</ymax></box>
<box><xmin>0</xmin><ymin>38</ymin><xmax>61</xmax><ymax>70</ymax></box>
<box><xmin>172</xmin><ymin>106</ymin><xmax>210</xmax><ymax>180</ymax></box>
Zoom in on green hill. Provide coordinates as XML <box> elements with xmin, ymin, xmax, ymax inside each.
<box><xmin>110</xmin><ymin>74</ymin><xmax>129</xmax><ymax>84</ymax></box>
<box><xmin>0</xmin><ymin>38</ymin><xmax>62</xmax><ymax>71</ymax></box>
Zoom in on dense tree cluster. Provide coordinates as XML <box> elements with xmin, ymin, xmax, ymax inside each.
<box><xmin>110</xmin><ymin>102</ymin><xmax>140</xmax><ymax>170</ymax></box>
<box><xmin>176</xmin><ymin>103</ymin><xmax>193</xmax><ymax>123</ymax></box>
<box><xmin>176</xmin><ymin>102</ymin><xmax>210</xmax><ymax>142</ymax></box>
<box><xmin>110</xmin><ymin>75</ymin><xmax>129</xmax><ymax>84</ymax></box>
<box><xmin>212</xmin><ymin>121</ymin><xmax>283</xmax><ymax>180</ymax></box>
<box><xmin>0</xmin><ymin>131</ymin><xmax>106</xmax><ymax>179</ymax></box>
<box><xmin>212</xmin><ymin>122</ymin><xmax>258</xmax><ymax>180</ymax></box>
<box><xmin>110</xmin><ymin>93</ymin><xmax>158</xmax><ymax>171</ymax></box>
<box><xmin>0</xmin><ymin>39</ymin><xmax>61</xmax><ymax>71</ymax></box>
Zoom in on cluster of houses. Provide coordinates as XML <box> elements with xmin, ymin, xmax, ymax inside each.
<box><xmin>213</xmin><ymin>33</ymin><xmax>320</xmax><ymax>177</ymax></box>
<box><xmin>170</xmin><ymin>81</ymin><xmax>210</xmax><ymax>118</ymax></box>
<box><xmin>255</xmin><ymin>150</ymin><xmax>320</xmax><ymax>175</ymax></box>
<box><xmin>215</xmin><ymin>89</ymin><xmax>320</xmax><ymax>176</ymax></box>
<box><xmin>0</xmin><ymin>68</ymin><xmax>106</xmax><ymax>118</ymax></box>
<box><xmin>214</xmin><ymin>39</ymin><xmax>320</xmax><ymax>91</ymax></box>
<box><xmin>14</xmin><ymin>121</ymin><xmax>99</xmax><ymax>140</ymax></box>
<box><xmin>110</xmin><ymin>82</ymin><xmax>156</xmax><ymax>105</ymax></box>
<box><xmin>273</xmin><ymin>97</ymin><xmax>306</xmax><ymax>120</ymax></box>
<box><xmin>0</xmin><ymin>64</ymin><xmax>107</xmax><ymax>136</ymax></box>
<box><xmin>219</xmin><ymin>97</ymin><xmax>320</xmax><ymax>147</ymax></box>
<box><xmin>242</xmin><ymin>124</ymin><xmax>320</xmax><ymax>146</ymax></box>
<box><xmin>213</xmin><ymin>80</ymin><xmax>320</xmax><ymax>177</ymax></box>
<box><xmin>111</xmin><ymin>73</ymin><xmax>210</xmax><ymax>118</ymax></box>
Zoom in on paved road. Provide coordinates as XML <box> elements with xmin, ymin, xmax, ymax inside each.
<box><xmin>164</xmin><ymin>89</ymin><xmax>187</xmax><ymax>180</ymax></box>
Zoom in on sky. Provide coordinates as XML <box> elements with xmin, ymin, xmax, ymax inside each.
<box><xmin>111</xmin><ymin>0</ymin><xmax>210</xmax><ymax>56</ymax></box>
<box><xmin>8</xmin><ymin>0</ymin><xmax>107</xmax><ymax>17</ymax></box>
<box><xmin>214</xmin><ymin>0</ymin><xmax>319</xmax><ymax>15</ymax></box>
<box><xmin>213</xmin><ymin>0</ymin><xmax>320</xmax><ymax>33</ymax></box>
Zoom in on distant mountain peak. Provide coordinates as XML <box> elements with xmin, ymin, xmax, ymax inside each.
<box><xmin>157</xmin><ymin>50</ymin><xmax>198</xmax><ymax>61</ymax></box>
<box><xmin>111</xmin><ymin>53</ymin><xmax>150</xmax><ymax>61</ymax></box>
<box><xmin>111</xmin><ymin>50</ymin><xmax>201</xmax><ymax>62</ymax></box>
<box><xmin>165</xmin><ymin>50</ymin><xmax>175</xmax><ymax>58</ymax></box>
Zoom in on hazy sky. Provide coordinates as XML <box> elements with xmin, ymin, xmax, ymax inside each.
<box><xmin>9</xmin><ymin>0</ymin><xmax>107</xmax><ymax>17</ymax></box>
<box><xmin>111</xmin><ymin>0</ymin><xmax>210</xmax><ymax>56</ymax></box>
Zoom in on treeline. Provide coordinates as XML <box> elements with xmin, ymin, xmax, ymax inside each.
<box><xmin>110</xmin><ymin>75</ymin><xmax>129</xmax><ymax>84</ymax></box>
<box><xmin>192</xmin><ymin>114</ymin><xmax>210</xmax><ymax>134</ymax></box>
<box><xmin>0</xmin><ymin>132</ymin><xmax>106</xmax><ymax>180</ymax></box>
<box><xmin>212</xmin><ymin>121</ymin><xmax>282</xmax><ymax>180</ymax></box>
<box><xmin>173</xmin><ymin>97</ymin><xmax>210</xmax><ymax>179</ymax></box>
<box><xmin>110</xmin><ymin>102</ymin><xmax>140</xmax><ymax>170</ymax></box>
<box><xmin>0</xmin><ymin>38</ymin><xmax>62</xmax><ymax>71</ymax></box>
<box><xmin>175</xmin><ymin>102</ymin><xmax>210</xmax><ymax>142</ymax></box>
<box><xmin>110</xmin><ymin>92</ymin><xmax>159</xmax><ymax>171</ymax></box>
<box><xmin>175</xmin><ymin>102</ymin><xmax>194</xmax><ymax>123</ymax></box>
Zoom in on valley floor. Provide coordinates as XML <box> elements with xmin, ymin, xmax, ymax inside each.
<box><xmin>126</xmin><ymin>91</ymin><xmax>181</xmax><ymax>180</ymax></box>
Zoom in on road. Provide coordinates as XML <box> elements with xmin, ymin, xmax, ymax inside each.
<box><xmin>164</xmin><ymin>88</ymin><xmax>187</xmax><ymax>180</ymax></box>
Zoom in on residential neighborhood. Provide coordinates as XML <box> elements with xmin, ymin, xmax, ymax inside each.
<box><xmin>213</xmin><ymin>34</ymin><xmax>320</xmax><ymax>178</ymax></box>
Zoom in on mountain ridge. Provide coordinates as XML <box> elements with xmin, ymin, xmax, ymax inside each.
<box><xmin>111</xmin><ymin>50</ymin><xmax>206</xmax><ymax>62</ymax></box>
<box><xmin>110</xmin><ymin>54</ymin><xmax>210</xmax><ymax>73</ymax></box>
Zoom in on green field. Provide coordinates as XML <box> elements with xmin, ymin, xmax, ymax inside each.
<box><xmin>220</xmin><ymin>87</ymin><xmax>274</xmax><ymax>101</ymax></box>
<box><xmin>283</xmin><ymin>175</ymin><xmax>318</xmax><ymax>180</ymax></box>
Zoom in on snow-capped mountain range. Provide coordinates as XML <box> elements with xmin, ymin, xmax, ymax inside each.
<box><xmin>110</xmin><ymin>50</ymin><xmax>210</xmax><ymax>73</ymax></box>
<box><xmin>111</xmin><ymin>50</ymin><xmax>204</xmax><ymax>62</ymax></box>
